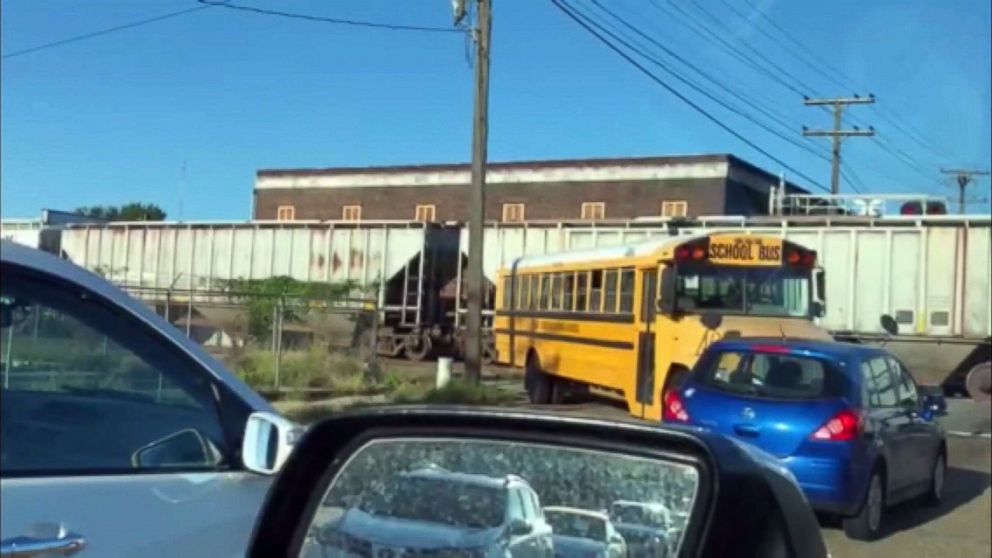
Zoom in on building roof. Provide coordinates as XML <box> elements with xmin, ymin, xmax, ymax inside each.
<box><xmin>255</xmin><ymin>153</ymin><xmax>809</xmax><ymax>194</ymax></box>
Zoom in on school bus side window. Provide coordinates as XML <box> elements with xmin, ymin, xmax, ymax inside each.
<box><xmin>540</xmin><ymin>274</ymin><xmax>551</xmax><ymax>309</ymax></box>
<box><xmin>563</xmin><ymin>272</ymin><xmax>575</xmax><ymax>312</ymax></box>
<box><xmin>551</xmin><ymin>274</ymin><xmax>564</xmax><ymax>310</ymax></box>
<box><xmin>529</xmin><ymin>275</ymin><xmax>539</xmax><ymax>310</ymax></box>
<box><xmin>576</xmin><ymin>271</ymin><xmax>589</xmax><ymax>312</ymax></box>
<box><xmin>590</xmin><ymin>270</ymin><xmax>603</xmax><ymax>312</ymax></box>
<box><xmin>516</xmin><ymin>276</ymin><xmax>527</xmax><ymax>310</ymax></box>
<box><xmin>604</xmin><ymin>270</ymin><xmax>618</xmax><ymax>313</ymax></box>
<box><xmin>619</xmin><ymin>269</ymin><xmax>635</xmax><ymax>313</ymax></box>
<box><xmin>502</xmin><ymin>277</ymin><xmax>511</xmax><ymax>310</ymax></box>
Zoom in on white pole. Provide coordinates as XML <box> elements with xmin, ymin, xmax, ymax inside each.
<box><xmin>436</xmin><ymin>357</ymin><xmax>453</xmax><ymax>389</ymax></box>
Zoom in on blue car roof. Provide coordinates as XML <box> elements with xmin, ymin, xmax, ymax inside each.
<box><xmin>707</xmin><ymin>337</ymin><xmax>883</xmax><ymax>361</ymax></box>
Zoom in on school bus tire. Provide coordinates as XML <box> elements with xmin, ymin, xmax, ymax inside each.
<box><xmin>525</xmin><ymin>352</ymin><xmax>552</xmax><ymax>405</ymax></box>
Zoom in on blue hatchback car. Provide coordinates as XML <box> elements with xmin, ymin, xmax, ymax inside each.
<box><xmin>665</xmin><ymin>338</ymin><xmax>948</xmax><ymax>541</ymax></box>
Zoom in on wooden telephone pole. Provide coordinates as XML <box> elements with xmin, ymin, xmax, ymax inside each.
<box><xmin>940</xmin><ymin>168</ymin><xmax>990</xmax><ymax>214</ymax></box>
<box><xmin>803</xmin><ymin>95</ymin><xmax>876</xmax><ymax>194</ymax></box>
<box><xmin>455</xmin><ymin>0</ymin><xmax>492</xmax><ymax>383</ymax></box>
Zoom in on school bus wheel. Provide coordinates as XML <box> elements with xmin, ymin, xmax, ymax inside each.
<box><xmin>525</xmin><ymin>351</ymin><xmax>552</xmax><ymax>405</ymax></box>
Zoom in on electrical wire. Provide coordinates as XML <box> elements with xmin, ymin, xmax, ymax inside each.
<box><xmin>2</xmin><ymin>4</ymin><xmax>213</xmax><ymax>59</ymax></box>
<box><xmin>649</xmin><ymin>0</ymin><xmax>808</xmax><ymax>99</ymax></box>
<box><xmin>552</xmin><ymin>0</ymin><xmax>829</xmax><ymax>192</ymax></box>
<box><xmin>839</xmin><ymin>162</ymin><xmax>866</xmax><ymax>194</ymax></box>
<box><xmin>582</xmin><ymin>0</ymin><xmax>831</xmax><ymax>164</ymax></box>
<box><xmin>659</xmin><ymin>0</ymin><xmax>950</xmax><ymax>187</ymax></box>
<box><xmin>196</xmin><ymin>1</ymin><xmax>464</xmax><ymax>34</ymax></box>
<box><xmin>732</xmin><ymin>0</ymin><xmax>953</xmax><ymax>161</ymax></box>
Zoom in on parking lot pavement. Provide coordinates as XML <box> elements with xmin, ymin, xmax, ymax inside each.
<box><xmin>821</xmin><ymin>435</ymin><xmax>991</xmax><ymax>557</ymax></box>
<box><xmin>941</xmin><ymin>398</ymin><xmax>992</xmax><ymax>437</ymax></box>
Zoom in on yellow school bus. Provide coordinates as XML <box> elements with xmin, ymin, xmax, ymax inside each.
<box><xmin>493</xmin><ymin>233</ymin><xmax>832</xmax><ymax>421</ymax></box>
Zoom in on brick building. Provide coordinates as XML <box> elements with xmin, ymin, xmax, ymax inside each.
<box><xmin>253</xmin><ymin>154</ymin><xmax>808</xmax><ymax>222</ymax></box>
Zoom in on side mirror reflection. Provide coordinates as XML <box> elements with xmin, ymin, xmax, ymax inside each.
<box><xmin>131</xmin><ymin>428</ymin><xmax>216</xmax><ymax>469</ymax></box>
<box><xmin>303</xmin><ymin>438</ymin><xmax>699</xmax><ymax>557</ymax></box>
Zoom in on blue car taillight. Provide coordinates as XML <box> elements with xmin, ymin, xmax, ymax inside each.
<box><xmin>810</xmin><ymin>409</ymin><xmax>861</xmax><ymax>442</ymax></box>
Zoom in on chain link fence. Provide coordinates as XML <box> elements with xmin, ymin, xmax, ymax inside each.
<box><xmin>120</xmin><ymin>285</ymin><xmax>380</xmax><ymax>394</ymax></box>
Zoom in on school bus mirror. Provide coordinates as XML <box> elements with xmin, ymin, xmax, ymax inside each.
<box><xmin>659</xmin><ymin>269</ymin><xmax>678</xmax><ymax>315</ymax></box>
<box><xmin>811</xmin><ymin>301</ymin><xmax>826</xmax><ymax>318</ymax></box>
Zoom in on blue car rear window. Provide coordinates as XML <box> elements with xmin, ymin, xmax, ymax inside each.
<box><xmin>693</xmin><ymin>350</ymin><xmax>848</xmax><ymax>400</ymax></box>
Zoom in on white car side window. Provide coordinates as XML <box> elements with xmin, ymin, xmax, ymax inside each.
<box><xmin>0</xmin><ymin>270</ymin><xmax>229</xmax><ymax>475</ymax></box>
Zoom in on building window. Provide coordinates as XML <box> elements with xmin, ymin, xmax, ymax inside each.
<box><xmin>662</xmin><ymin>201</ymin><xmax>688</xmax><ymax>218</ymax></box>
<box><xmin>415</xmin><ymin>204</ymin><xmax>436</xmax><ymax>222</ymax></box>
<box><xmin>276</xmin><ymin>205</ymin><xmax>295</xmax><ymax>221</ymax></box>
<box><xmin>342</xmin><ymin>205</ymin><xmax>362</xmax><ymax>221</ymax></box>
<box><xmin>502</xmin><ymin>203</ymin><xmax>525</xmax><ymax>223</ymax></box>
<box><xmin>581</xmin><ymin>202</ymin><xmax>605</xmax><ymax>220</ymax></box>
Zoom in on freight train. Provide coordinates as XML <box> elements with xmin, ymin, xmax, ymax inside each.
<box><xmin>3</xmin><ymin>214</ymin><xmax>989</xmax><ymax>398</ymax></box>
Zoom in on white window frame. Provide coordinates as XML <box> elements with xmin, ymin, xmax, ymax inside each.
<box><xmin>581</xmin><ymin>202</ymin><xmax>605</xmax><ymax>220</ymax></box>
<box><xmin>415</xmin><ymin>204</ymin><xmax>436</xmax><ymax>222</ymax></box>
<box><xmin>502</xmin><ymin>203</ymin><xmax>525</xmax><ymax>222</ymax></box>
<box><xmin>276</xmin><ymin>205</ymin><xmax>295</xmax><ymax>221</ymax></box>
<box><xmin>342</xmin><ymin>205</ymin><xmax>362</xmax><ymax>221</ymax></box>
<box><xmin>662</xmin><ymin>200</ymin><xmax>688</xmax><ymax>218</ymax></box>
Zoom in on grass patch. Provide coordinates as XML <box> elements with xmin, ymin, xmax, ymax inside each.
<box><xmin>230</xmin><ymin>345</ymin><xmax>375</xmax><ymax>395</ymax></box>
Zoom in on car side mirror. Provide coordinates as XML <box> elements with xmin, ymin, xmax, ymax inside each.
<box><xmin>920</xmin><ymin>387</ymin><xmax>948</xmax><ymax>416</ymax></box>
<box><xmin>131</xmin><ymin>428</ymin><xmax>217</xmax><ymax>469</ymax></box>
<box><xmin>509</xmin><ymin>519</ymin><xmax>532</xmax><ymax>536</ymax></box>
<box><xmin>610</xmin><ymin>534</ymin><xmax>624</xmax><ymax>544</ymax></box>
<box><xmin>246</xmin><ymin>408</ymin><xmax>829</xmax><ymax>558</ymax></box>
<box><xmin>242</xmin><ymin>411</ymin><xmax>303</xmax><ymax>475</ymax></box>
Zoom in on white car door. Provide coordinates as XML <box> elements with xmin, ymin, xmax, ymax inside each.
<box><xmin>0</xmin><ymin>266</ymin><xmax>273</xmax><ymax>557</ymax></box>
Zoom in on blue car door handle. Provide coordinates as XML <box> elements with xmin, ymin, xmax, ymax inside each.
<box><xmin>733</xmin><ymin>424</ymin><xmax>760</xmax><ymax>438</ymax></box>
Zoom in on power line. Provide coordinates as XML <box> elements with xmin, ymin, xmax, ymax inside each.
<box><xmin>685</xmin><ymin>0</ymin><xmax>819</xmax><ymax>96</ymax></box>
<box><xmin>840</xmin><ymin>162</ymin><xmax>867</xmax><ymax>194</ymax></box>
<box><xmin>2</xmin><ymin>4</ymin><xmax>214</xmax><ymax>59</ymax></box>
<box><xmin>581</xmin><ymin>0</ymin><xmax>831</xmax><ymax>164</ymax></box>
<box><xmin>662</xmin><ymin>0</ymin><xmax>954</xmax><ymax>183</ymax></box>
<box><xmin>196</xmin><ymin>0</ymin><xmax>464</xmax><ymax>34</ymax></box>
<box><xmin>552</xmin><ymin>0</ymin><xmax>829</xmax><ymax>192</ymax></box>
<box><xmin>650</xmin><ymin>0</ymin><xmax>808</xmax><ymax>98</ymax></box>
<box><xmin>870</xmin><ymin>136</ymin><xmax>943</xmax><ymax>188</ymax></box>
<box><xmin>733</xmin><ymin>0</ymin><xmax>952</xmax><ymax>162</ymax></box>
<box><xmin>734</xmin><ymin>0</ymin><xmax>858</xmax><ymax>92</ymax></box>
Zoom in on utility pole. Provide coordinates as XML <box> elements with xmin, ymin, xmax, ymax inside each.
<box><xmin>455</xmin><ymin>0</ymin><xmax>492</xmax><ymax>383</ymax></box>
<box><xmin>940</xmin><ymin>168</ymin><xmax>990</xmax><ymax>213</ymax></box>
<box><xmin>803</xmin><ymin>95</ymin><xmax>876</xmax><ymax>195</ymax></box>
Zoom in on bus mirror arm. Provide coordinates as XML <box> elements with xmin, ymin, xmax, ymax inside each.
<box><xmin>657</xmin><ymin>297</ymin><xmax>682</xmax><ymax>319</ymax></box>
<box><xmin>659</xmin><ymin>268</ymin><xmax>678</xmax><ymax>316</ymax></box>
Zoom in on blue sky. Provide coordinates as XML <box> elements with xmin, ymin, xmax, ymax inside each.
<box><xmin>2</xmin><ymin>0</ymin><xmax>990</xmax><ymax>219</ymax></box>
